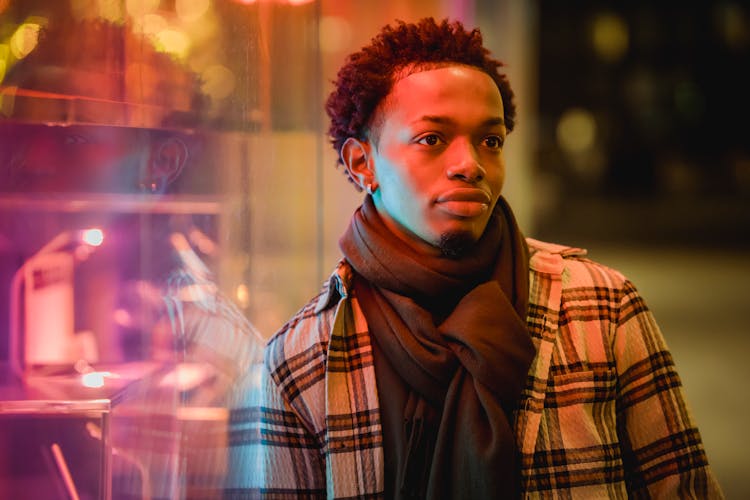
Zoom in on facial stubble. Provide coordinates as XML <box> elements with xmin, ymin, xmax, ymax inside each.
<box><xmin>438</xmin><ymin>231</ymin><xmax>476</xmax><ymax>259</ymax></box>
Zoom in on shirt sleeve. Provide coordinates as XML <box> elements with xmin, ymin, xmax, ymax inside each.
<box><xmin>225</xmin><ymin>358</ymin><xmax>326</xmax><ymax>498</ymax></box>
<box><xmin>613</xmin><ymin>279</ymin><xmax>724</xmax><ymax>498</ymax></box>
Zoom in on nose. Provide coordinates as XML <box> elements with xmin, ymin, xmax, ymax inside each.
<box><xmin>446</xmin><ymin>140</ymin><xmax>485</xmax><ymax>183</ymax></box>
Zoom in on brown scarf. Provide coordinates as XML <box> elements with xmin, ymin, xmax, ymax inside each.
<box><xmin>339</xmin><ymin>196</ymin><xmax>536</xmax><ymax>499</ymax></box>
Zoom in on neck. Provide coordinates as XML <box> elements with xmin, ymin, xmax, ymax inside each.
<box><xmin>370</xmin><ymin>197</ymin><xmax>476</xmax><ymax>259</ymax></box>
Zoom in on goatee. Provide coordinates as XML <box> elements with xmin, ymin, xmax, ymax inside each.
<box><xmin>438</xmin><ymin>231</ymin><xmax>476</xmax><ymax>259</ymax></box>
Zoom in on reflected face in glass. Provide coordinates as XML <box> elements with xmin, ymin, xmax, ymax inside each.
<box><xmin>0</xmin><ymin>64</ymin><xmax>175</xmax><ymax>193</ymax></box>
<box><xmin>1</xmin><ymin>124</ymin><xmax>147</xmax><ymax>193</ymax></box>
<box><xmin>369</xmin><ymin>65</ymin><xmax>507</xmax><ymax>255</ymax></box>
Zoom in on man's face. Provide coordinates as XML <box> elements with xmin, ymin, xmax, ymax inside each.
<box><xmin>369</xmin><ymin>65</ymin><xmax>507</xmax><ymax>255</ymax></box>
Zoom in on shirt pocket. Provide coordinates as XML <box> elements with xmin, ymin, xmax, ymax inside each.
<box><xmin>545</xmin><ymin>369</ymin><xmax>620</xmax><ymax>452</ymax></box>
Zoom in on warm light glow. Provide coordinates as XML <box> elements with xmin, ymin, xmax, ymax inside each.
<box><xmin>591</xmin><ymin>12</ymin><xmax>629</xmax><ymax>63</ymax></box>
<box><xmin>176</xmin><ymin>406</ymin><xmax>229</xmax><ymax>421</ymax></box>
<box><xmin>556</xmin><ymin>108</ymin><xmax>597</xmax><ymax>154</ymax></box>
<box><xmin>159</xmin><ymin>363</ymin><xmax>212</xmax><ymax>391</ymax></box>
<box><xmin>137</xmin><ymin>13</ymin><xmax>168</xmax><ymax>35</ymax></box>
<box><xmin>0</xmin><ymin>43</ymin><xmax>7</xmax><ymax>83</ymax></box>
<box><xmin>320</xmin><ymin>16</ymin><xmax>352</xmax><ymax>53</ymax></box>
<box><xmin>176</xmin><ymin>0</ymin><xmax>210</xmax><ymax>23</ymax></box>
<box><xmin>201</xmin><ymin>64</ymin><xmax>236</xmax><ymax>100</ymax></box>
<box><xmin>82</xmin><ymin>228</ymin><xmax>104</xmax><ymax>247</ymax></box>
<box><xmin>0</xmin><ymin>0</ymin><xmax>10</xmax><ymax>15</ymax></box>
<box><xmin>156</xmin><ymin>29</ymin><xmax>190</xmax><ymax>59</ymax></box>
<box><xmin>126</xmin><ymin>0</ymin><xmax>160</xmax><ymax>18</ymax></box>
<box><xmin>182</xmin><ymin>10</ymin><xmax>218</xmax><ymax>47</ymax></box>
<box><xmin>69</xmin><ymin>0</ymin><xmax>88</xmax><ymax>20</ymax></box>
<box><xmin>236</xmin><ymin>283</ymin><xmax>250</xmax><ymax>309</ymax></box>
<box><xmin>97</xmin><ymin>0</ymin><xmax>125</xmax><ymax>23</ymax></box>
<box><xmin>287</xmin><ymin>0</ymin><xmax>315</xmax><ymax>5</ymax></box>
<box><xmin>10</xmin><ymin>22</ymin><xmax>42</xmax><ymax>59</ymax></box>
<box><xmin>714</xmin><ymin>3</ymin><xmax>748</xmax><ymax>49</ymax></box>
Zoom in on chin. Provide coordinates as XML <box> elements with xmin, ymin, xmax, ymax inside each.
<box><xmin>437</xmin><ymin>230</ymin><xmax>477</xmax><ymax>259</ymax></box>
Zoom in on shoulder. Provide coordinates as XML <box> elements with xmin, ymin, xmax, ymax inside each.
<box><xmin>264</xmin><ymin>260</ymin><xmax>352</xmax><ymax>379</ymax></box>
<box><xmin>526</xmin><ymin>237</ymin><xmax>630</xmax><ymax>291</ymax></box>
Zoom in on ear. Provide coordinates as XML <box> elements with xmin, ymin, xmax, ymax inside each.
<box><xmin>142</xmin><ymin>136</ymin><xmax>189</xmax><ymax>193</ymax></box>
<box><xmin>340</xmin><ymin>137</ymin><xmax>374</xmax><ymax>191</ymax></box>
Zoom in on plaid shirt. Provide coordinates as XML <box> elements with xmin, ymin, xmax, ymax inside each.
<box><xmin>228</xmin><ymin>238</ymin><xmax>723</xmax><ymax>499</ymax></box>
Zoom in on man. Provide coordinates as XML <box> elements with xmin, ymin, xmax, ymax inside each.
<box><xmin>248</xmin><ymin>18</ymin><xmax>722</xmax><ymax>498</ymax></box>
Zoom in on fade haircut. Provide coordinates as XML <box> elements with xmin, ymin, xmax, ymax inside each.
<box><xmin>325</xmin><ymin>17</ymin><xmax>516</xmax><ymax>185</ymax></box>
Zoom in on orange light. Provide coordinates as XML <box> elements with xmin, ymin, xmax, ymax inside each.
<box><xmin>176</xmin><ymin>0</ymin><xmax>210</xmax><ymax>22</ymax></box>
<box><xmin>125</xmin><ymin>0</ymin><xmax>160</xmax><ymax>18</ymax></box>
<box><xmin>10</xmin><ymin>22</ymin><xmax>42</xmax><ymax>59</ymax></box>
<box><xmin>156</xmin><ymin>29</ymin><xmax>190</xmax><ymax>59</ymax></box>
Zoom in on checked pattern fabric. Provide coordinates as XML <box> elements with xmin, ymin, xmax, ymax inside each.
<box><xmin>226</xmin><ymin>239</ymin><xmax>723</xmax><ymax>499</ymax></box>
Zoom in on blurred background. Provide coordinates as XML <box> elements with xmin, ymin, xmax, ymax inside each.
<box><xmin>0</xmin><ymin>0</ymin><xmax>747</xmax><ymax>497</ymax></box>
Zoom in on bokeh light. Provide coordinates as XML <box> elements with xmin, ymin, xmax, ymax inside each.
<box><xmin>591</xmin><ymin>12</ymin><xmax>629</xmax><ymax>63</ymax></box>
<box><xmin>82</xmin><ymin>228</ymin><xmax>105</xmax><ymax>247</ymax></box>
<box><xmin>9</xmin><ymin>22</ymin><xmax>42</xmax><ymax>59</ymax></box>
<box><xmin>176</xmin><ymin>0</ymin><xmax>210</xmax><ymax>23</ymax></box>
<box><xmin>713</xmin><ymin>2</ymin><xmax>748</xmax><ymax>50</ymax></box>
<box><xmin>556</xmin><ymin>107</ymin><xmax>597</xmax><ymax>155</ymax></box>
<box><xmin>97</xmin><ymin>0</ymin><xmax>125</xmax><ymax>23</ymax></box>
<box><xmin>137</xmin><ymin>13</ymin><xmax>168</xmax><ymax>36</ymax></box>
<box><xmin>113</xmin><ymin>308</ymin><xmax>132</xmax><ymax>328</ymax></box>
<box><xmin>155</xmin><ymin>28</ymin><xmax>190</xmax><ymax>59</ymax></box>
<box><xmin>236</xmin><ymin>284</ymin><xmax>250</xmax><ymax>309</ymax></box>
<box><xmin>0</xmin><ymin>44</ymin><xmax>7</xmax><ymax>83</ymax></box>
<box><xmin>125</xmin><ymin>0</ymin><xmax>159</xmax><ymax>19</ymax></box>
<box><xmin>201</xmin><ymin>64</ymin><xmax>236</xmax><ymax>100</ymax></box>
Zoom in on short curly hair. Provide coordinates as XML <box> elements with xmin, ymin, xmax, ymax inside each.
<box><xmin>325</xmin><ymin>17</ymin><xmax>516</xmax><ymax>178</ymax></box>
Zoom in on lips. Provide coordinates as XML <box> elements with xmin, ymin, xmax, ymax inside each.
<box><xmin>435</xmin><ymin>188</ymin><xmax>492</xmax><ymax>217</ymax></box>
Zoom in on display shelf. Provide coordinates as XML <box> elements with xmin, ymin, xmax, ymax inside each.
<box><xmin>0</xmin><ymin>193</ymin><xmax>223</xmax><ymax>215</ymax></box>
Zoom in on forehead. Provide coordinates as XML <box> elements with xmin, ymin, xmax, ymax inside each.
<box><xmin>381</xmin><ymin>65</ymin><xmax>504</xmax><ymax>123</ymax></box>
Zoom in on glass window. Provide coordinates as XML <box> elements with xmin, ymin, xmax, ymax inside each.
<box><xmin>0</xmin><ymin>1</ymin><xmax>320</xmax><ymax>497</ymax></box>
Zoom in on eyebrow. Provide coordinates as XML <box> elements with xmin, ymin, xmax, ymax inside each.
<box><xmin>415</xmin><ymin>115</ymin><xmax>505</xmax><ymax>127</ymax></box>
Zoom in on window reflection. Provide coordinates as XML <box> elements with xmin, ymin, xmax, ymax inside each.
<box><xmin>0</xmin><ymin>7</ymin><xmax>268</xmax><ymax>498</ymax></box>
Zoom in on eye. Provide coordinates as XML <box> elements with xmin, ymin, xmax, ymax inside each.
<box><xmin>416</xmin><ymin>134</ymin><xmax>444</xmax><ymax>146</ymax></box>
<box><xmin>482</xmin><ymin>135</ymin><xmax>504</xmax><ymax>149</ymax></box>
